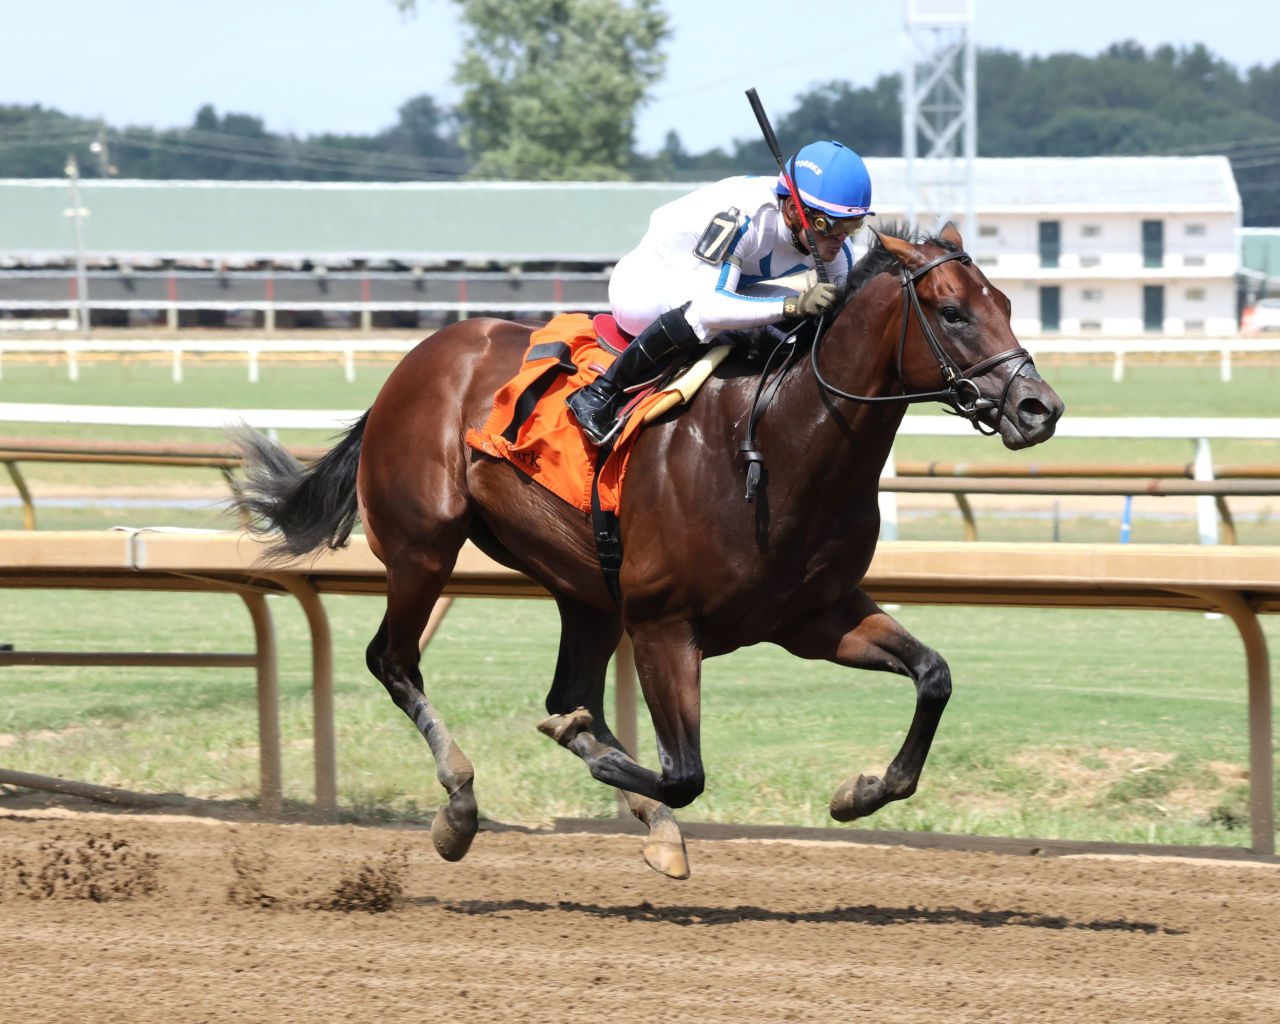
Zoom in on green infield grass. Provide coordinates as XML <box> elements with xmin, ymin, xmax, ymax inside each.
<box><xmin>0</xmin><ymin>589</ymin><xmax>1275</xmax><ymax>849</ymax></box>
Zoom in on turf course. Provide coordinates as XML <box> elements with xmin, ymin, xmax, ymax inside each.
<box><xmin>0</xmin><ymin>348</ymin><xmax>1277</xmax><ymax>847</ymax></box>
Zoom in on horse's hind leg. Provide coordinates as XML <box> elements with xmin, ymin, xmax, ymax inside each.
<box><xmin>367</xmin><ymin>545</ymin><xmax>479</xmax><ymax>862</ymax></box>
<box><xmin>777</xmin><ymin>588</ymin><xmax>951</xmax><ymax>822</ymax></box>
<box><xmin>537</xmin><ymin>597</ymin><xmax>690</xmax><ymax>879</ymax></box>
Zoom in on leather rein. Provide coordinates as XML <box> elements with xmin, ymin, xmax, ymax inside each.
<box><xmin>810</xmin><ymin>248</ymin><xmax>1033</xmax><ymax>436</ymax></box>
<box><xmin>739</xmin><ymin>246</ymin><xmax>1033</xmax><ymax>501</ymax></box>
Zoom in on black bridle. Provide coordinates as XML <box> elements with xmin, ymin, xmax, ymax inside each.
<box><xmin>810</xmin><ymin>248</ymin><xmax>1033</xmax><ymax>436</ymax></box>
<box><xmin>739</xmin><ymin>244</ymin><xmax>1034</xmax><ymax>501</ymax></box>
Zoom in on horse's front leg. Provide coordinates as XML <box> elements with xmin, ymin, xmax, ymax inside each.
<box><xmin>540</xmin><ymin>622</ymin><xmax>705</xmax><ymax>810</ymax></box>
<box><xmin>777</xmin><ymin>588</ymin><xmax>951</xmax><ymax>821</ymax></box>
<box><xmin>536</xmin><ymin>598</ymin><xmax>690</xmax><ymax>879</ymax></box>
<box><xmin>540</xmin><ymin>706</ymin><xmax>691</xmax><ymax>880</ymax></box>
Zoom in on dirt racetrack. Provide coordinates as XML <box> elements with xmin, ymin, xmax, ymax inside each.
<box><xmin>2</xmin><ymin>802</ymin><xmax>1278</xmax><ymax>1024</ymax></box>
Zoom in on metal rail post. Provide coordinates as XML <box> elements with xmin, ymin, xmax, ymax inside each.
<box><xmin>1202</xmin><ymin>589</ymin><xmax>1276</xmax><ymax>856</ymax></box>
<box><xmin>239</xmin><ymin>591</ymin><xmax>282</xmax><ymax>816</ymax></box>
<box><xmin>271</xmin><ymin>574</ymin><xmax>337</xmax><ymax>821</ymax></box>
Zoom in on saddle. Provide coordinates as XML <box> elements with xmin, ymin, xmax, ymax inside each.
<box><xmin>465</xmin><ymin>314</ymin><xmax>659</xmax><ymax>515</ymax></box>
<box><xmin>466</xmin><ymin>314</ymin><xmax>731</xmax><ymax>512</ymax></box>
<box><xmin>465</xmin><ymin>313</ymin><xmax>733</xmax><ymax>605</ymax></box>
<box><xmin>592</xmin><ymin>313</ymin><xmax>634</xmax><ymax>354</ymax></box>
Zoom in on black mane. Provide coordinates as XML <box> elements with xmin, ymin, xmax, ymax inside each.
<box><xmin>832</xmin><ymin>221</ymin><xmax>961</xmax><ymax>318</ymax></box>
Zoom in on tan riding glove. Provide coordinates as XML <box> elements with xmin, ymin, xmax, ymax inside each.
<box><xmin>784</xmin><ymin>282</ymin><xmax>838</xmax><ymax>318</ymax></box>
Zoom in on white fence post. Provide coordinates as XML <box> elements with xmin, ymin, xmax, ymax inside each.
<box><xmin>1192</xmin><ymin>436</ymin><xmax>1219</xmax><ymax>545</ymax></box>
<box><xmin>880</xmin><ymin>446</ymin><xmax>900</xmax><ymax>541</ymax></box>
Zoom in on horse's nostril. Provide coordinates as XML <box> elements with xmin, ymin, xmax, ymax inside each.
<box><xmin>1018</xmin><ymin>396</ymin><xmax>1050</xmax><ymax>421</ymax></box>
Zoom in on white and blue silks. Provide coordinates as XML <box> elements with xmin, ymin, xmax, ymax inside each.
<box><xmin>607</xmin><ymin>176</ymin><xmax>862</xmax><ymax>341</ymax></box>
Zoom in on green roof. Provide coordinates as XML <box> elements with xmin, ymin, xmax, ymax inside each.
<box><xmin>0</xmin><ymin>179</ymin><xmax>700</xmax><ymax>263</ymax></box>
<box><xmin>1241</xmin><ymin>228</ymin><xmax>1280</xmax><ymax>284</ymax></box>
<box><xmin>0</xmin><ymin>156</ymin><xmax>1243</xmax><ymax>265</ymax></box>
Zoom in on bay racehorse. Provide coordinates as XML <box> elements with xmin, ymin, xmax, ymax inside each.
<box><xmin>232</xmin><ymin>224</ymin><xmax>1064</xmax><ymax>878</ymax></box>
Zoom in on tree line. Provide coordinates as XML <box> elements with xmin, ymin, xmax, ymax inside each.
<box><xmin>2</xmin><ymin>33</ymin><xmax>1278</xmax><ymax>224</ymax></box>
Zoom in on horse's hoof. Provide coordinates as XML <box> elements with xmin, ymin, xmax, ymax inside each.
<box><xmin>637</xmin><ymin>807</ymin><xmax>689</xmax><ymax>879</ymax></box>
<box><xmin>830</xmin><ymin>773</ymin><xmax>883</xmax><ymax>822</ymax></box>
<box><xmin>537</xmin><ymin>707</ymin><xmax>594</xmax><ymax>746</ymax></box>
<box><xmin>431</xmin><ymin>804</ymin><xmax>476</xmax><ymax>862</ymax></box>
<box><xmin>642</xmin><ymin>838</ymin><xmax>691</xmax><ymax>879</ymax></box>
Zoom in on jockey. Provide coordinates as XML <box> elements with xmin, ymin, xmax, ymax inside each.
<box><xmin>566</xmin><ymin>139</ymin><xmax>874</xmax><ymax>444</ymax></box>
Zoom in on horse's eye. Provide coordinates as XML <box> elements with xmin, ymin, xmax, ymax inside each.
<box><xmin>941</xmin><ymin>306</ymin><xmax>966</xmax><ymax>324</ymax></box>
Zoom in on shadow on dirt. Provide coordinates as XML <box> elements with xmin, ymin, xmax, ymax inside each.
<box><xmin>426</xmin><ymin>896</ymin><xmax>1187</xmax><ymax>934</ymax></box>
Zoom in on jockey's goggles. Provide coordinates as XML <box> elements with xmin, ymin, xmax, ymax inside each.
<box><xmin>805</xmin><ymin>208</ymin><xmax>866</xmax><ymax>239</ymax></box>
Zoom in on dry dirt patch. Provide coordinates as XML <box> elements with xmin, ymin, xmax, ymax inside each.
<box><xmin>1</xmin><ymin>806</ymin><xmax>1278</xmax><ymax>1023</ymax></box>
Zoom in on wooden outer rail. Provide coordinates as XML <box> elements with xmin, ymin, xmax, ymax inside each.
<box><xmin>0</xmin><ymin>437</ymin><xmax>326</xmax><ymax>530</ymax></box>
<box><xmin>3</xmin><ymin>435</ymin><xmax>1278</xmax><ymax>541</ymax></box>
<box><xmin>0</xmin><ymin>529</ymin><xmax>285</xmax><ymax>815</ymax></box>
<box><xmin>881</xmin><ymin>473</ymin><xmax>1280</xmax><ymax>545</ymax></box>
<box><xmin>884</xmin><ymin>478</ymin><xmax>1280</xmax><ymax>496</ymax></box>
<box><xmin>0</xmin><ymin>436</ymin><xmax>327</xmax><ymax>466</ymax></box>
<box><xmin>0</xmin><ymin>529</ymin><xmax>1276</xmax><ymax>855</ymax></box>
<box><xmin>894</xmin><ymin>461</ymin><xmax>1280</xmax><ymax>480</ymax></box>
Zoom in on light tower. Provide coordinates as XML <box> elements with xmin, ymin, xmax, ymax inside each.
<box><xmin>901</xmin><ymin>0</ymin><xmax>977</xmax><ymax>243</ymax></box>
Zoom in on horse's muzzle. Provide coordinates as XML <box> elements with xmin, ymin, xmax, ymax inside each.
<box><xmin>995</xmin><ymin>366</ymin><xmax>1064</xmax><ymax>450</ymax></box>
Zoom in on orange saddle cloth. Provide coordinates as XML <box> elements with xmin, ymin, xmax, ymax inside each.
<box><xmin>464</xmin><ymin>313</ymin><xmax>670</xmax><ymax>514</ymax></box>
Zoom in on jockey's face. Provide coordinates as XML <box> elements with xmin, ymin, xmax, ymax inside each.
<box><xmin>809</xmin><ymin>210</ymin><xmax>866</xmax><ymax>240</ymax></box>
<box><xmin>783</xmin><ymin>197</ymin><xmax>852</xmax><ymax>264</ymax></box>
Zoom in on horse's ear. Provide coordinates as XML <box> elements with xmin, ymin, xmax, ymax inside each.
<box><xmin>877</xmin><ymin>230</ymin><xmax>918</xmax><ymax>267</ymax></box>
<box><xmin>939</xmin><ymin>221</ymin><xmax>964</xmax><ymax>249</ymax></box>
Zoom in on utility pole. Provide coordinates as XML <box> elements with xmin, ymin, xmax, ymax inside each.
<box><xmin>902</xmin><ymin>0</ymin><xmax>977</xmax><ymax>244</ymax></box>
<box><xmin>64</xmin><ymin>154</ymin><xmax>91</xmax><ymax>335</ymax></box>
<box><xmin>90</xmin><ymin>118</ymin><xmax>116</xmax><ymax>177</ymax></box>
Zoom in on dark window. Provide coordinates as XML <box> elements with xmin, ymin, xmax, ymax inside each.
<box><xmin>1040</xmin><ymin>286</ymin><xmax>1061</xmax><ymax>332</ymax></box>
<box><xmin>1038</xmin><ymin>221</ymin><xmax>1060</xmax><ymax>268</ymax></box>
<box><xmin>1142</xmin><ymin>220</ymin><xmax>1164</xmax><ymax>268</ymax></box>
<box><xmin>1143</xmin><ymin>285</ymin><xmax>1165</xmax><ymax>332</ymax></box>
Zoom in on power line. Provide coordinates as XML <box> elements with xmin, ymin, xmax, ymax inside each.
<box><xmin>109</xmin><ymin>136</ymin><xmax>466</xmax><ymax>180</ymax></box>
<box><xmin>0</xmin><ymin>128</ymin><xmax>95</xmax><ymax>147</ymax></box>
<box><xmin>172</xmin><ymin>128</ymin><xmax>465</xmax><ymax>173</ymax></box>
<box><xmin>0</xmin><ymin>120</ymin><xmax>469</xmax><ymax>178</ymax></box>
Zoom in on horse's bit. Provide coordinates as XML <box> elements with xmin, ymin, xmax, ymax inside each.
<box><xmin>810</xmin><ymin>248</ymin><xmax>1033</xmax><ymax>435</ymax></box>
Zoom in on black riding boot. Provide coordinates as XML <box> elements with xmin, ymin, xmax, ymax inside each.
<box><xmin>566</xmin><ymin>306</ymin><xmax>700</xmax><ymax>445</ymax></box>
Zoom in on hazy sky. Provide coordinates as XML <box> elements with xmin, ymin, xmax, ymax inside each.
<box><xmin>5</xmin><ymin>1</ymin><xmax>1278</xmax><ymax>155</ymax></box>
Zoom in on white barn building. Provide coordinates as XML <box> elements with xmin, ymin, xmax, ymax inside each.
<box><xmin>870</xmin><ymin>156</ymin><xmax>1242</xmax><ymax>337</ymax></box>
<box><xmin>0</xmin><ymin>156</ymin><xmax>1244</xmax><ymax>337</ymax></box>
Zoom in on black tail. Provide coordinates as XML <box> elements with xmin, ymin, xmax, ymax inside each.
<box><xmin>229</xmin><ymin>411</ymin><xmax>369</xmax><ymax>561</ymax></box>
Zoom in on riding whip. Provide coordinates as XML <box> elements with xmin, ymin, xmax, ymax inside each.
<box><xmin>744</xmin><ymin>87</ymin><xmax>828</xmax><ymax>285</ymax></box>
<box><xmin>737</xmin><ymin>88</ymin><xmax>827</xmax><ymax>503</ymax></box>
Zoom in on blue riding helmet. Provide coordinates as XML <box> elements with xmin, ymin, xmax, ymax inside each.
<box><xmin>775</xmin><ymin>140</ymin><xmax>875</xmax><ymax>218</ymax></box>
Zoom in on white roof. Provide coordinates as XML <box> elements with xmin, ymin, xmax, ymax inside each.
<box><xmin>863</xmin><ymin>155</ymin><xmax>1240</xmax><ymax>214</ymax></box>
